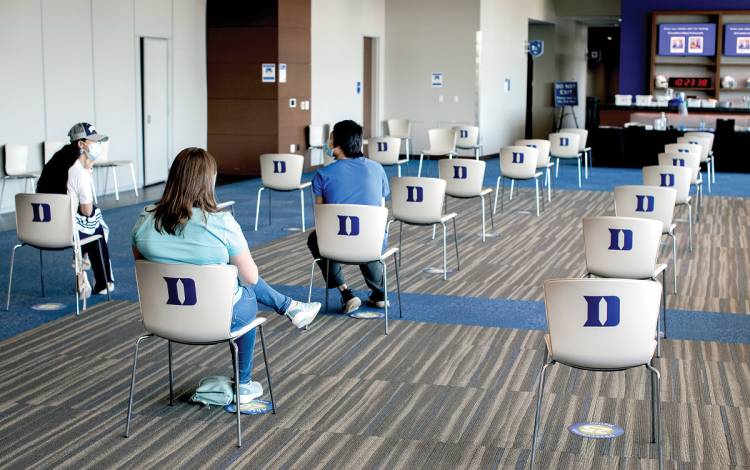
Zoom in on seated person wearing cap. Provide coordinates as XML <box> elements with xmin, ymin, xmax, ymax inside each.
<box><xmin>36</xmin><ymin>122</ymin><xmax>114</xmax><ymax>297</ymax></box>
<box><xmin>306</xmin><ymin>120</ymin><xmax>390</xmax><ymax>314</ymax></box>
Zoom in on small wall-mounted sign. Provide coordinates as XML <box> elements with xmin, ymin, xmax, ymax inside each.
<box><xmin>289</xmin><ymin>97</ymin><xmax>297</xmax><ymax>108</ymax></box>
<box><xmin>262</xmin><ymin>63</ymin><xmax>276</xmax><ymax>83</ymax></box>
<box><xmin>356</xmin><ymin>81</ymin><xmax>362</xmax><ymax>94</ymax></box>
<box><xmin>278</xmin><ymin>63</ymin><xmax>287</xmax><ymax>83</ymax></box>
<box><xmin>431</xmin><ymin>72</ymin><xmax>444</xmax><ymax>88</ymax></box>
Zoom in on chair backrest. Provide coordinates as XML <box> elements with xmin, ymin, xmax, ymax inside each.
<box><xmin>559</xmin><ymin>128</ymin><xmax>588</xmax><ymax>151</ymax></box>
<box><xmin>657</xmin><ymin>152</ymin><xmax>700</xmax><ymax>183</ymax></box>
<box><xmin>665</xmin><ymin>142</ymin><xmax>701</xmax><ymax>160</ymax></box>
<box><xmin>614</xmin><ymin>185</ymin><xmax>676</xmax><ymax>234</ymax></box>
<box><xmin>548</xmin><ymin>132</ymin><xmax>580</xmax><ymax>158</ymax></box>
<box><xmin>427</xmin><ymin>128</ymin><xmax>457</xmax><ymax>154</ymax></box>
<box><xmin>683</xmin><ymin>131</ymin><xmax>714</xmax><ymax>151</ymax></box>
<box><xmin>643</xmin><ymin>165</ymin><xmax>691</xmax><ymax>204</ymax></box>
<box><xmin>391</xmin><ymin>176</ymin><xmax>446</xmax><ymax>224</ymax></box>
<box><xmin>543</xmin><ymin>278</ymin><xmax>660</xmax><ymax>369</ymax></box>
<box><xmin>314</xmin><ymin>204</ymin><xmax>388</xmax><ymax>263</ymax></box>
<box><xmin>259</xmin><ymin>153</ymin><xmax>304</xmax><ymax>190</ymax></box>
<box><xmin>500</xmin><ymin>146</ymin><xmax>538</xmax><ymax>179</ymax></box>
<box><xmin>134</xmin><ymin>260</ymin><xmax>237</xmax><ymax>343</ymax></box>
<box><xmin>582</xmin><ymin>216</ymin><xmax>663</xmax><ymax>279</ymax></box>
<box><xmin>44</xmin><ymin>141</ymin><xmax>66</xmax><ymax>164</ymax></box>
<box><xmin>454</xmin><ymin>126</ymin><xmax>479</xmax><ymax>147</ymax></box>
<box><xmin>386</xmin><ymin>119</ymin><xmax>411</xmax><ymax>139</ymax></box>
<box><xmin>308</xmin><ymin>124</ymin><xmax>328</xmax><ymax>148</ymax></box>
<box><xmin>14</xmin><ymin>193</ymin><xmax>76</xmax><ymax>249</ymax></box>
<box><xmin>94</xmin><ymin>139</ymin><xmax>111</xmax><ymax>163</ymax></box>
<box><xmin>439</xmin><ymin>158</ymin><xmax>486</xmax><ymax>197</ymax></box>
<box><xmin>368</xmin><ymin>137</ymin><xmax>401</xmax><ymax>165</ymax></box>
<box><xmin>515</xmin><ymin>139</ymin><xmax>551</xmax><ymax>167</ymax></box>
<box><xmin>4</xmin><ymin>144</ymin><xmax>31</xmax><ymax>176</ymax></box>
<box><xmin>677</xmin><ymin>135</ymin><xmax>711</xmax><ymax>161</ymax></box>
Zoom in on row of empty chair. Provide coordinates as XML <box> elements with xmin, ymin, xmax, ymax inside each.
<box><xmin>1</xmin><ymin>140</ymin><xmax>138</xmax><ymax>209</ymax></box>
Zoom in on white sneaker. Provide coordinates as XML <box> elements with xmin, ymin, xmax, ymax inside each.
<box><xmin>80</xmin><ymin>271</ymin><xmax>92</xmax><ymax>299</ymax></box>
<box><xmin>285</xmin><ymin>300</ymin><xmax>322</xmax><ymax>329</ymax></box>
<box><xmin>96</xmin><ymin>282</ymin><xmax>115</xmax><ymax>295</ymax></box>
<box><xmin>235</xmin><ymin>381</ymin><xmax>263</xmax><ymax>404</ymax></box>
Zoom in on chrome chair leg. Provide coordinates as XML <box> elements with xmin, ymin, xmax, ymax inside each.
<box><xmin>230</xmin><ymin>339</ymin><xmax>242</xmax><ymax>447</ymax></box>
<box><xmin>168</xmin><ymin>341</ymin><xmax>174</xmax><ymax>406</ymax></box>
<box><xmin>96</xmin><ymin>240</ymin><xmax>111</xmax><ymax>301</ymax></box>
<box><xmin>480</xmin><ymin>195</ymin><xmax>487</xmax><ymax>242</ymax></box>
<box><xmin>300</xmin><ymin>188</ymin><xmax>306</xmax><ymax>232</ymax></box>
<box><xmin>493</xmin><ymin>176</ymin><xmax>501</xmax><ymax>214</ymax></box>
<box><xmin>394</xmin><ymin>253</ymin><xmax>402</xmax><ymax>319</ymax></box>
<box><xmin>509</xmin><ymin>179</ymin><xmax>515</xmax><ymax>200</ymax></box>
<box><xmin>661</xmin><ymin>270</ymin><xmax>668</xmax><ymax>339</ymax></box>
<box><xmin>555</xmin><ymin>157</ymin><xmax>560</xmax><ymax>178</ymax></box>
<box><xmin>258</xmin><ymin>325</ymin><xmax>276</xmax><ymax>414</ymax></box>
<box><xmin>398</xmin><ymin>221</ymin><xmax>404</xmax><ymax>268</ymax></box>
<box><xmin>646</xmin><ymin>362</ymin><xmax>662</xmax><ymax>470</ymax></box>
<box><xmin>254</xmin><ymin>187</ymin><xmax>264</xmax><ymax>231</ymax></box>
<box><xmin>267</xmin><ymin>189</ymin><xmax>272</xmax><ymax>225</ymax></box>
<box><xmin>534</xmin><ymin>178</ymin><xmax>540</xmax><ymax>217</ymax></box>
<box><xmin>452</xmin><ymin>217</ymin><xmax>460</xmax><ymax>271</ymax></box>
<box><xmin>381</xmin><ymin>260</ymin><xmax>389</xmax><ymax>335</ymax></box>
<box><xmin>39</xmin><ymin>250</ymin><xmax>45</xmax><ymax>297</ymax></box>
<box><xmin>324</xmin><ymin>259</ymin><xmax>330</xmax><ymax>314</ymax></box>
<box><xmin>530</xmin><ymin>361</ymin><xmax>554</xmax><ymax>470</ymax></box>
<box><xmin>5</xmin><ymin>243</ymin><xmax>22</xmax><ymax>311</ymax></box>
<box><xmin>418</xmin><ymin>153</ymin><xmax>424</xmax><ymax>177</ymax></box>
<box><xmin>576</xmin><ymin>157</ymin><xmax>581</xmax><ymax>188</ymax></box>
<box><xmin>687</xmin><ymin>203</ymin><xmax>693</xmax><ymax>253</ymax></box>
<box><xmin>442</xmin><ymin>222</ymin><xmax>448</xmax><ymax>280</ymax></box>
<box><xmin>129</xmin><ymin>162</ymin><xmax>139</xmax><ymax>197</ymax></box>
<box><xmin>124</xmin><ymin>333</ymin><xmax>154</xmax><ymax>438</ymax></box>
<box><xmin>670</xmin><ymin>232</ymin><xmax>678</xmax><ymax>294</ymax></box>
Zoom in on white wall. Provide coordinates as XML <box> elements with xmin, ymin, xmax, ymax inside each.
<box><xmin>311</xmin><ymin>0</ymin><xmax>386</xmax><ymax>136</ymax></box>
<box><xmin>0</xmin><ymin>0</ymin><xmax>207</xmax><ymax>214</ymax></box>
<box><xmin>384</xmin><ymin>0</ymin><xmax>480</xmax><ymax>151</ymax></box>
<box><xmin>478</xmin><ymin>0</ymin><xmax>556</xmax><ymax>154</ymax></box>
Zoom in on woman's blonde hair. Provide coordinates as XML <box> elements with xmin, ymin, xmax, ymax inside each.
<box><xmin>153</xmin><ymin>147</ymin><xmax>218</xmax><ymax>235</ymax></box>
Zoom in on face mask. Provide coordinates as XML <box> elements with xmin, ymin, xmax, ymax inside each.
<box><xmin>85</xmin><ymin>142</ymin><xmax>102</xmax><ymax>160</ymax></box>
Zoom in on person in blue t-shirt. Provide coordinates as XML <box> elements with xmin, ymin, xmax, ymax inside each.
<box><xmin>132</xmin><ymin>147</ymin><xmax>321</xmax><ymax>405</ymax></box>
<box><xmin>307</xmin><ymin>120</ymin><xmax>390</xmax><ymax>314</ymax></box>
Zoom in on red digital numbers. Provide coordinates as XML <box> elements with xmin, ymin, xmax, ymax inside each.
<box><xmin>668</xmin><ymin>77</ymin><xmax>712</xmax><ymax>89</ymax></box>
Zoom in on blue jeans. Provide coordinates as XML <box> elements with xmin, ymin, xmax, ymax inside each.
<box><xmin>230</xmin><ymin>277</ymin><xmax>292</xmax><ymax>383</ymax></box>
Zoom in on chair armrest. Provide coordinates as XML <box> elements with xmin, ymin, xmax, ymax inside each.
<box><xmin>79</xmin><ymin>234</ymin><xmax>103</xmax><ymax>246</ymax></box>
<box><xmin>217</xmin><ymin>201</ymin><xmax>236</xmax><ymax>212</ymax></box>
<box><xmin>299</xmin><ymin>181</ymin><xmax>312</xmax><ymax>189</ymax></box>
<box><xmin>653</xmin><ymin>264</ymin><xmax>668</xmax><ymax>278</ymax></box>
<box><xmin>440</xmin><ymin>213</ymin><xmax>458</xmax><ymax>223</ymax></box>
<box><xmin>380</xmin><ymin>247</ymin><xmax>399</xmax><ymax>261</ymax></box>
<box><xmin>230</xmin><ymin>316</ymin><xmax>267</xmax><ymax>339</ymax></box>
<box><xmin>479</xmin><ymin>188</ymin><xmax>493</xmax><ymax>196</ymax></box>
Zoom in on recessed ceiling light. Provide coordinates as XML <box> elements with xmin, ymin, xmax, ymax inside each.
<box><xmin>607</xmin><ymin>36</ymin><xmax>612</xmax><ymax>41</ymax></box>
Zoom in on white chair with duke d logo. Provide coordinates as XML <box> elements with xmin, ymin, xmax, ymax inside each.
<box><xmin>44</xmin><ymin>140</ymin><xmax>66</xmax><ymax>164</ymax></box>
<box><xmin>614</xmin><ymin>185</ymin><xmax>678</xmax><ymax>295</ymax></box>
<box><xmin>439</xmin><ymin>159</ymin><xmax>494</xmax><ymax>242</ymax></box>
<box><xmin>494</xmin><ymin>146</ymin><xmax>544</xmax><ymax>216</ymax></box>
<box><xmin>6</xmin><ymin>194</ymin><xmax>110</xmax><ymax>315</ymax></box>
<box><xmin>682</xmin><ymin>132</ymin><xmax>715</xmax><ymax>191</ymax></box>
<box><xmin>386</xmin><ymin>118</ymin><xmax>412</xmax><ymax>163</ymax></box>
<box><xmin>307</xmin><ymin>204</ymin><xmax>401</xmax><ymax>334</ymax></box>
<box><xmin>515</xmin><ymin>139</ymin><xmax>553</xmax><ymax>202</ymax></box>
<box><xmin>643</xmin><ymin>165</ymin><xmax>693</xmax><ymax>252</ymax></box>
<box><xmin>418</xmin><ymin>128</ymin><xmax>457</xmax><ymax>177</ymax></box>
<box><xmin>1</xmin><ymin>144</ymin><xmax>39</xmax><ymax>210</ymax></box>
<box><xmin>368</xmin><ymin>137</ymin><xmax>408</xmax><ymax>176</ymax></box>
<box><xmin>582</xmin><ymin>216</ymin><xmax>668</xmax><ymax>353</ymax></box>
<box><xmin>530</xmin><ymin>278</ymin><xmax>662</xmax><ymax>470</ymax></box>
<box><xmin>389</xmin><ymin>177</ymin><xmax>459</xmax><ymax>280</ymax></box>
<box><xmin>255</xmin><ymin>153</ymin><xmax>312</xmax><ymax>232</ymax></box>
<box><xmin>559</xmin><ymin>128</ymin><xmax>591</xmax><ymax>178</ymax></box>
<box><xmin>125</xmin><ymin>261</ymin><xmax>275</xmax><ymax>448</ymax></box>
<box><xmin>658</xmin><ymin>150</ymin><xmax>702</xmax><ymax>222</ymax></box>
<box><xmin>453</xmin><ymin>125</ymin><xmax>482</xmax><ymax>159</ymax></box>
<box><xmin>92</xmin><ymin>139</ymin><xmax>139</xmax><ymax>202</ymax></box>
<box><xmin>548</xmin><ymin>132</ymin><xmax>583</xmax><ymax>188</ymax></box>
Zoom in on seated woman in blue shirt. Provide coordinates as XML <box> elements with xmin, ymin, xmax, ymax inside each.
<box><xmin>132</xmin><ymin>147</ymin><xmax>320</xmax><ymax>404</ymax></box>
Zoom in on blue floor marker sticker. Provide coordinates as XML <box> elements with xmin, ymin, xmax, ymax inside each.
<box><xmin>31</xmin><ymin>302</ymin><xmax>66</xmax><ymax>311</ymax></box>
<box><xmin>568</xmin><ymin>422</ymin><xmax>624</xmax><ymax>439</ymax></box>
<box><xmin>224</xmin><ymin>400</ymin><xmax>273</xmax><ymax>415</ymax></box>
<box><xmin>349</xmin><ymin>311</ymin><xmax>385</xmax><ymax>320</ymax></box>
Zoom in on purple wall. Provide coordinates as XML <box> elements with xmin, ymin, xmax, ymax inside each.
<box><xmin>619</xmin><ymin>0</ymin><xmax>750</xmax><ymax>95</ymax></box>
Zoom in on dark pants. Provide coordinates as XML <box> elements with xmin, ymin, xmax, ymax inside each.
<box><xmin>307</xmin><ymin>230</ymin><xmax>384</xmax><ymax>297</ymax></box>
<box><xmin>79</xmin><ymin>225</ymin><xmax>113</xmax><ymax>292</ymax></box>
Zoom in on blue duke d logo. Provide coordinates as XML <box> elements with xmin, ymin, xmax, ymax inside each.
<box><xmin>164</xmin><ymin>277</ymin><xmax>197</xmax><ymax>306</ymax></box>
<box><xmin>583</xmin><ymin>295</ymin><xmax>620</xmax><ymax>327</ymax></box>
<box><xmin>607</xmin><ymin>228</ymin><xmax>633</xmax><ymax>251</ymax></box>
<box><xmin>337</xmin><ymin>215</ymin><xmax>360</xmax><ymax>236</ymax></box>
<box><xmin>31</xmin><ymin>203</ymin><xmax>51</xmax><ymax>222</ymax></box>
<box><xmin>406</xmin><ymin>186</ymin><xmax>423</xmax><ymax>202</ymax></box>
<box><xmin>273</xmin><ymin>161</ymin><xmax>286</xmax><ymax>173</ymax></box>
<box><xmin>635</xmin><ymin>195</ymin><xmax>654</xmax><ymax>212</ymax></box>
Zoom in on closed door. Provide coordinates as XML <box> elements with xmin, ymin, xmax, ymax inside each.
<box><xmin>142</xmin><ymin>38</ymin><xmax>169</xmax><ymax>186</ymax></box>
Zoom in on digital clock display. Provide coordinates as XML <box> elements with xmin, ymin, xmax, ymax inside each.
<box><xmin>668</xmin><ymin>77</ymin><xmax>713</xmax><ymax>88</ymax></box>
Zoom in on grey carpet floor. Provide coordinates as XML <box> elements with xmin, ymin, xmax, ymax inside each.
<box><xmin>0</xmin><ymin>300</ymin><xmax>748</xmax><ymax>469</ymax></box>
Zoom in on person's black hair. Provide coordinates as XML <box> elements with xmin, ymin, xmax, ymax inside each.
<box><xmin>332</xmin><ymin>120</ymin><xmax>364</xmax><ymax>158</ymax></box>
<box><xmin>36</xmin><ymin>141</ymin><xmax>82</xmax><ymax>194</ymax></box>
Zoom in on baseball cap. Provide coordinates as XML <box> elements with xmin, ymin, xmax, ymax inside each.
<box><xmin>68</xmin><ymin>122</ymin><xmax>108</xmax><ymax>142</ymax></box>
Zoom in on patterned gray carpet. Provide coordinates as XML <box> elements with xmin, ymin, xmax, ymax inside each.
<box><xmin>1</xmin><ymin>300</ymin><xmax>748</xmax><ymax>469</ymax></box>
